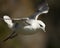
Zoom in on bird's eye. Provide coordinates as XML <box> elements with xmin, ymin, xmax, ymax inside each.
<box><xmin>39</xmin><ymin>24</ymin><xmax>43</xmax><ymax>27</ymax></box>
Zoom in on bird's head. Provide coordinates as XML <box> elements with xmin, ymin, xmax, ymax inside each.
<box><xmin>37</xmin><ymin>20</ymin><xmax>46</xmax><ymax>32</ymax></box>
<box><xmin>23</xmin><ymin>19</ymin><xmax>46</xmax><ymax>32</ymax></box>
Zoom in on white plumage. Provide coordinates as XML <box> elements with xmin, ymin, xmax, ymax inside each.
<box><xmin>3</xmin><ymin>15</ymin><xmax>14</xmax><ymax>28</ymax></box>
<box><xmin>24</xmin><ymin>19</ymin><xmax>45</xmax><ymax>32</ymax></box>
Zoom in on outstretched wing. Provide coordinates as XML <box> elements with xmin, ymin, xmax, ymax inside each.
<box><xmin>12</xmin><ymin>17</ymin><xmax>28</xmax><ymax>20</ymax></box>
<box><xmin>3</xmin><ymin>15</ymin><xmax>28</xmax><ymax>27</ymax></box>
<box><xmin>3</xmin><ymin>15</ymin><xmax>14</xmax><ymax>28</ymax></box>
<box><xmin>29</xmin><ymin>3</ymin><xmax>49</xmax><ymax>20</ymax></box>
<box><xmin>3</xmin><ymin>15</ymin><xmax>29</xmax><ymax>42</ymax></box>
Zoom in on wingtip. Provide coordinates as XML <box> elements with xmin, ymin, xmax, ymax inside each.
<box><xmin>3</xmin><ymin>15</ymin><xmax>14</xmax><ymax>28</ymax></box>
<box><xmin>38</xmin><ymin>3</ymin><xmax>49</xmax><ymax>13</ymax></box>
<box><xmin>3</xmin><ymin>15</ymin><xmax>9</xmax><ymax>19</ymax></box>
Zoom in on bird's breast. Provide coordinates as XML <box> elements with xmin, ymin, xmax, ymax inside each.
<box><xmin>24</xmin><ymin>19</ymin><xmax>40</xmax><ymax>30</ymax></box>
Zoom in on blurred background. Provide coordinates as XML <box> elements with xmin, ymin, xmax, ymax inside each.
<box><xmin>0</xmin><ymin>0</ymin><xmax>60</xmax><ymax>48</ymax></box>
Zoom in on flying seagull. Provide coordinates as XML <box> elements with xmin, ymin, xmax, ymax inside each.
<box><xmin>3</xmin><ymin>3</ymin><xmax>49</xmax><ymax>41</ymax></box>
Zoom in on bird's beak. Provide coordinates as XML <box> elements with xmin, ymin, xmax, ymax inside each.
<box><xmin>43</xmin><ymin>28</ymin><xmax>46</xmax><ymax>32</ymax></box>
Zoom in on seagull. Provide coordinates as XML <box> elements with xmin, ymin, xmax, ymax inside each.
<box><xmin>3</xmin><ymin>3</ymin><xmax>49</xmax><ymax>41</ymax></box>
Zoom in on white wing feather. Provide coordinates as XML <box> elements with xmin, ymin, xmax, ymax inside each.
<box><xmin>3</xmin><ymin>15</ymin><xmax>14</xmax><ymax>28</ymax></box>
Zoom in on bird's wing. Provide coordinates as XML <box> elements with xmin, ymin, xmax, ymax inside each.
<box><xmin>3</xmin><ymin>15</ymin><xmax>14</xmax><ymax>28</ymax></box>
<box><xmin>3</xmin><ymin>15</ymin><xmax>29</xmax><ymax>27</ymax></box>
<box><xmin>12</xmin><ymin>18</ymin><xmax>27</xmax><ymax>20</ymax></box>
<box><xmin>29</xmin><ymin>3</ymin><xmax>49</xmax><ymax>20</ymax></box>
<box><xmin>35</xmin><ymin>3</ymin><xmax>49</xmax><ymax>20</ymax></box>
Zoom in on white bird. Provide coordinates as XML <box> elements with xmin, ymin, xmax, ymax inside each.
<box><xmin>23</xmin><ymin>3</ymin><xmax>49</xmax><ymax>31</ymax></box>
<box><xmin>3</xmin><ymin>3</ymin><xmax>49</xmax><ymax>41</ymax></box>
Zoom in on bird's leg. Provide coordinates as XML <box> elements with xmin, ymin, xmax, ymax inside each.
<box><xmin>10</xmin><ymin>33</ymin><xmax>17</xmax><ymax>39</ymax></box>
<box><xmin>3</xmin><ymin>31</ymin><xmax>18</xmax><ymax>42</ymax></box>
